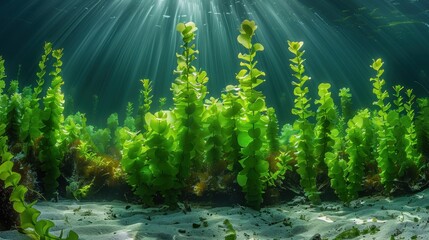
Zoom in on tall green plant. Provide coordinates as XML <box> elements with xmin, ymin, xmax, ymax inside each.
<box><xmin>288</xmin><ymin>41</ymin><xmax>319</xmax><ymax>203</ymax></box>
<box><xmin>370</xmin><ymin>58</ymin><xmax>397</xmax><ymax>193</ymax></box>
<box><xmin>416</xmin><ymin>98</ymin><xmax>429</xmax><ymax>159</ymax></box>
<box><xmin>5</xmin><ymin>91</ymin><xmax>22</xmax><ymax>146</ymax></box>
<box><xmin>122</xmin><ymin>111</ymin><xmax>179</xmax><ymax>206</ymax></box>
<box><xmin>235</xmin><ymin>20</ymin><xmax>269</xmax><ymax>210</ymax></box>
<box><xmin>314</xmin><ymin>83</ymin><xmax>337</xmax><ymax>174</ymax></box>
<box><xmin>339</xmin><ymin>87</ymin><xmax>352</xmax><ymax>122</ymax></box>
<box><xmin>403</xmin><ymin>89</ymin><xmax>422</xmax><ymax>170</ymax></box>
<box><xmin>21</xmin><ymin>42</ymin><xmax>52</xmax><ymax>145</ymax></box>
<box><xmin>325</xmin><ymin>128</ymin><xmax>348</xmax><ymax>202</ymax></box>
<box><xmin>204</xmin><ymin>97</ymin><xmax>224</xmax><ymax>173</ymax></box>
<box><xmin>39</xmin><ymin>47</ymin><xmax>65</xmax><ymax>199</ymax></box>
<box><xmin>390</xmin><ymin>86</ymin><xmax>419</xmax><ymax>179</ymax></box>
<box><xmin>221</xmin><ymin>85</ymin><xmax>242</xmax><ymax>173</ymax></box>
<box><xmin>345</xmin><ymin>109</ymin><xmax>372</xmax><ymax>200</ymax></box>
<box><xmin>172</xmin><ymin>22</ymin><xmax>208</xmax><ymax>185</ymax></box>
<box><xmin>314</xmin><ymin>83</ymin><xmax>349</xmax><ymax>201</ymax></box>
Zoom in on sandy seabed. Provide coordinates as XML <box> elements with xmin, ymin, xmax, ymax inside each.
<box><xmin>1</xmin><ymin>189</ymin><xmax>429</xmax><ymax>240</ymax></box>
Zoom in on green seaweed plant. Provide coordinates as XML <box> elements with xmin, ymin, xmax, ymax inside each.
<box><xmin>345</xmin><ymin>109</ymin><xmax>372</xmax><ymax>200</ymax></box>
<box><xmin>142</xmin><ymin>111</ymin><xmax>179</xmax><ymax>206</ymax></box>
<box><xmin>266</xmin><ymin>107</ymin><xmax>286</xmax><ymax>185</ymax></box>
<box><xmin>314</xmin><ymin>83</ymin><xmax>337</xmax><ymax>176</ymax></box>
<box><xmin>390</xmin><ymin>86</ymin><xmax>415</xmax><ymax>179</ymax></box>
<box><xmin>339</xmin><ymin>87</ymin><xmax>353</xmax><ymax>122</ymax></box>
<box><xmin>203</xmin><ymin>97</ymin><xmax>225</xmax><ymax>174</ymax></box>
<box><xmin>172</xmin><ymin>22</ymin><xmax>208</xmax><ymax>185</ymax></box>
<box><xmin>403</xmin><ymin>89</ymin><xmax>422</xmax><ymax>170</ymax></box>
<box><xmin>288</xmin><ymin>41</ymin><xmax>319</xmax><ymax>203</ymax></box>
<box><xmin>221</xmin><ymin>85</ymin><xmax>242</xmax><ymax>174</ymax></box>
<box><xmin>416</xmin><ymin>97</ymin><xmax>429</xmax><ymax>160</ymax></box>
<box><xmin>122</xmin><ymin>111</ymin><xmax>179</xmax><ymax>206</ymax></box>
<box><xmin>20</xmin><ymin>42</ymin><xmax>51</xmax><ymax>147</ymax></box>
<box><xmin>135</xmin><ymin>78</ymin><xmax>153</xmax><ymax>132</ymax></box>
<box><xmin>5</xmin><ymin>89</ymin><xmax>22</xmax><ymax>146</ymax></box>
<box><xmin>314</xmin><ymin>83</ymin><xmax>348</xmax><ymax>202</ymax></box>
<box><xmin>235</xmin><ymin>20</ymin><xmax>269</xmax><ymax>210</ymax></box>
<box><xmin>370</xmin><ymin>58</ymin><xmax>396</xmax><ymax>193</ymax></box>
<box><xmin>123</xmin><ymin>102</ymin><xmax>136</xmax><ymax>131</ymax></box>
<box><xmin>370</xmin><ymin>59</ymin><xmax>420</xmax><ymax>192</ymax></box>
<box><xmin>38</xmin><ymin>46</ymin><xmax>66</xmax><ymax>199</ymax></box>
<box><xmin>223</xmin><ymin>219</ymin><xmax>237</xmax><ymax>240</ymax></box>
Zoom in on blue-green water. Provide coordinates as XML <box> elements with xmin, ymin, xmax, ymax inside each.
<box><xmin>0</xmin><ymin>0</ymin><xmax>428</xmax><ymax>124</ymax></box>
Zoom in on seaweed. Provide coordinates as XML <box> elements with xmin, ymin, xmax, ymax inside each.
<box><xmin>38</xmin><ymin>46</ymin><xmax>65</xmax><ymax>199</ymax></box>
<box><xmin>135</xmin><ymin>79</ymin><xmax>153</xmax><ymax>132</ymax></box>
<box><xmin>235</xmin><ymin>20</ymin><xmax>269</xmax><ymax>210</ymax></box>
<box><xmin>288</xmin><ymin>41</ymin><xmax>319</xmax><ymax>204</ymax></box>
<box><xmin>223</xmin><ymin>219</ymin><xmax>237</xmax><ymax>240</ymax></box>
<box><xmin>172</xmin><ymin>22</ymin><xmax>208</xmax><ymax>186</ymax></box>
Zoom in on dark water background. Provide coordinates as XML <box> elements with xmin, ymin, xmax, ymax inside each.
<box><xmin>0</xmin><ymin>0</ymin><xmax>428</xmax><ymax>126</ymax></box>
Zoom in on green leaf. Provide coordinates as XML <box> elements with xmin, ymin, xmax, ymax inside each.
<box><xmin>13</xmin><ymin>201</ymin><xmax>26</xmax><ymax>213</ymax></box>
<box><xmin>386</xmin><ymin>110</ymin><xmax>399</xmax><ymax>125</ymax></box>
<box><xmin>0</xmin><ymin>161</ymin><xmax>13</xmax><ymax>180</ymax></box>
<box><xmin>34</xmin><ymin>219</ymin><xmax>55</xmax><ymax>236</ymax></box>
<box><xmin>248</xmin><ymin>98</ymin><xmax>265</xmax><ymax>111</ymax></box>
<box><xmin>5</xmin><ymin>172</ymin><xmax>21</xmax><ymax>188</ymax></box>
<box><xmin>248</xmin><ymin>128</ymin><xmax>261</xmax><ymax>138</ymax></box>
<box><xmin>176</xmin><ymin>23</ymin><xmax>186</xmax><ymax>33</ymax></box>
<box><xmin>371</xmin><ymin>58</ymin><xmax>384</xmax><ymax>71</ymax></box>
<box><xmin>10</xmin><ymin>185</ymin><xmax>27</xmax><ymax>204</ymax></box>
<box><xmin>241</xmin><ymin>20</ymin><xmax>256</xmax><ymax>36</ymax></box>
<box><xmin>237</xmin><ymin>173</ymin><xmax>247</xmax><ymax>187</ymax></box>
<box><xmin>20</xmin><ymin>207</ymin><xmax>41</xmax><ymax>229</ymax></box>
<box><xmin>253</xmin><ymin>43</ymin><xmax>264</xmax><ymax>52</ymax></box>
<box><xmin>238</xmin><ymin>132</ymin><xmax>252</xmax><ymax>148</ymax></box>
<box><xmin>66</xmin><ymin>230</ymin><xmax>79</xmax><ymax>240</ymax></box>
<box><xmin>237</xmin><ymin>34</ymin><xmax>251</xmax><ymax>49</ymax></box>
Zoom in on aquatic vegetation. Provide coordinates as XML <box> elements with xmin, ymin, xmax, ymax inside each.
<box><xmin>140</xmin><ymin>111</ymin><xmax>179</xmax><ymax>206</ymax></box>
<box><xmin>223</xmin><ymin>219</ymin><xmax>237</xmax><ymax>240</ymax></box>
<box><xmin>172</xmin><ymin>22</ymin><xmax>208</xmax><ymax>186</ymax></box>
<box><xmin>20</xmin><ymin>43</ymin><xmax>49</xmax><ymax>148</ymax></box>
<box><xmin>313</xmin><ymin>83</ymin><xmax>348</xmax><ymax>202</ymax></box>
<box><xmin>5</xmin><ymin>89</ymin><xmax>22</xmax><ymax>147</ymax></box>
<box><xmin>266</xmin><ymin>107</ymin><xmax>286</xmax><ymax>186</ymax></box>
<box><xmin>314</xmin><ymin>83</ymin><xmax>337</xmax><ymax>176</ymax></box>
<box><xmin>235</xmin><ymin>20</ymin><xmax>269</xmax><ymax>210</ymax></box>
<box><xmin>416</xmin><ymin>98</ymin><xmax>429</xmax><ymax>160</ymax></box>
<box><xmin>345</xmin><ymin>109</ymin><xmax>373</xmax><ymax>200</ymax></box>
<box><xmin>122</xmin><ymin>111</ymin><xmax>179</xmax><ymax>206</ymax></box>
<box><xmin>339</xmin><ymin>88</ymin><xmax>353</xmax><ymax>122</ymax></box>
<box><xmin>123</xmin><ymin>102</ymin><xmax>135</xmax><ymax>131</ymax></box>
<box><xmin>135</xmin><ymin>79</ymin><xmax>152</xmax><ymax>132</ymax></box>
<box><xmin>221</xmin><ymin>85</ymin><xmax>242</xmax><ymax>174</ymax></box>
<box><xmin>370</xmin><ymin>59</ymin><xmax>421</xmax><ymax>192</ymax></box>
<box><xmin>203</xmin><ymin>97</ymin><xmax>225</xmax><ymax>175</ymax></box>
<box><xmin>38</xmin><ymin>45</ymin><xmax>66</xmax><ymax>199</ymax></box>
<box><xmin>334</xmin><ymin>225</ymin><xmax>379</xmax><ymax>240</ymax></box>
<box><xmin>288</xmin><ymin>41</ymin><xmax>319</xmax><ymax>203</ymax></box>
